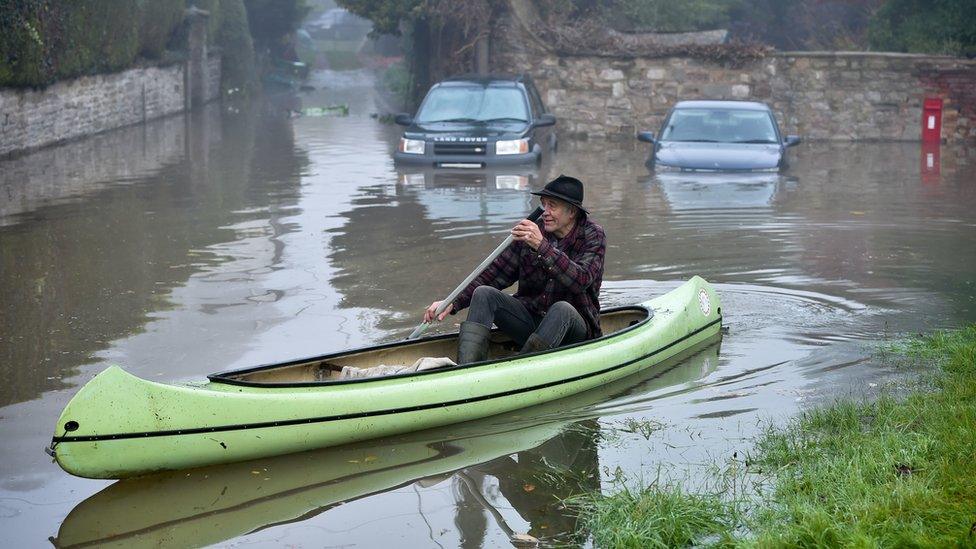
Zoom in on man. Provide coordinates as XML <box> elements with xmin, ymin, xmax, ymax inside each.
<box><xmin>424</xmin><ymin>175</ymin><xmax>606</xmax><ymax>364</ymax></box>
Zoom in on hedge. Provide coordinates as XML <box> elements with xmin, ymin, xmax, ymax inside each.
<box><xmin>868</xmin><ymin>0</ymin><xmax>976</xmax><ymax>58</ymax></box>
<box><xmin>0</xmin><ymin>0</ymin><xmax>185</xmax><ymax>88</ymax></box>
<box><xmin>214</xmin><ymin>0</ymin><xmax>255</xmax><ymax>93</ymax></box>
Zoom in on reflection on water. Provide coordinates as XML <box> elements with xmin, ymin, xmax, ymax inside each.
<box><xmin>0</xmin><ymin>103</ymin><xmax>308</xmax><ymax>408</ymax></box>
<box><xmin>655</xmin><ymin>171</ymin><xmax>792</xmax><ymax>210</ymax></box>
<box><xmin>393</xmin><ymin>167</ymin><xmax>539</xmax><ymax>236</ymax></box>
<box><xmin>396</xmin><ymin>166</ymin><xmax>539</xmax><ymax>191</ymax></box>
<box><xmin>1</xmin><ymin>66</ymin><xmax>975</xmax><ymax>547</ymax></box>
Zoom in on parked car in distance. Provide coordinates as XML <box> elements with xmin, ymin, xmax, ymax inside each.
<box><xmin>393</xmin><ymin>74</ymin><xmax>556</xmax><ymax>168</ymax></box>
<box><xmin>638</xmin><ymin>100</ymin><xmax>801</xmax><ymax>171</ymax></box>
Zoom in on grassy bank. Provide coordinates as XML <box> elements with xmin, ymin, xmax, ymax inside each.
<box><xmin>575</xmin><ymin>325</ymin><xmax>976</xmax><ymax>547</ymax></box>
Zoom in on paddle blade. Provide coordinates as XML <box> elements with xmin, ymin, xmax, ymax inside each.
<box><xmin>407</xmin><ymin>322</ymin><xmax>429</xmax><ymax>340</ymax></box>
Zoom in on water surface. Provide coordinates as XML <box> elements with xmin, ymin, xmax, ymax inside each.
<box><xmin>1</xmin><ymin>69</ymin><xmax>974</xmax><ymax>547</ymax></box>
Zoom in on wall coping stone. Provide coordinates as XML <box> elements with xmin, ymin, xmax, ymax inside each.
<box><xmin>773</xmin><ymin>51</ymin><xmax>976</xmax><ymax>63</ymax></box>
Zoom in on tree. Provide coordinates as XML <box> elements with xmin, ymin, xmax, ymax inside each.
<box><xmin>601</xmin><ymin>0</ymin><xmax>739</xmax><ymax>33</ymax></box>
<box><xmin>869</xmin><ymin>0</ymin><xmax>976</xmax><ymax>57</ymax></box>
<box><xmin>335</xmin><ymin>0</ymin><xmax>423</xmax><ymax>36</ymax></box>
<box><xmin>244</xmin><ymin>0</ymin><xmax>311</xmax><ymax>56</ymax></box>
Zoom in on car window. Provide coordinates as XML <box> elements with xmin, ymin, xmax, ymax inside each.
<box><xmin>416</xmin><ymin>86</ymin><xmax>529</xmax><ymax>123</ymax></box>
<box><xmin>660</xmin><ymin>109</ymin><xmax>778</xmax><ymax>144</ymax></box>
<box><xmin>525</xmin><ymin>82</ymin><xmax>545</xmax><ymax>117</ymax></box>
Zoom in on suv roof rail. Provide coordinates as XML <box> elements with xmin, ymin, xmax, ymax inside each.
<box><xmin>443</xmin><ymin>73</ymin><xmax>530</xmax><ymax>83</ymax></box>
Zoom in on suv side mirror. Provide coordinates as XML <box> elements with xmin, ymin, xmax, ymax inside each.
<box><xmin>637</xmin><ymin>131</ymin><xmax>656</xmax><ymax>144</ymax></box>
<box><xmin>394</xmin><ymin>113</ymin><xmax>413</xmax><ymax>126</ymax></box>
<box><xmin>533</xmin><ymin>113</ymin><xmax>556</xmax><ymax>127</ymax></box>
<box><xmin>784</xmin><ymin>135</ymin><xmax>801</xmax><ymax>147</ymax></box>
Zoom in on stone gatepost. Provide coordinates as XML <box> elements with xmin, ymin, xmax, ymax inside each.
<box><xmin>184</xmin><ymin>7</ymin><xmax>210</xmax><ymax>110</ymax></box>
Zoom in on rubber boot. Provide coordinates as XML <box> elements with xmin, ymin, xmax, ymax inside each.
<box><xmin>457</xmin><ymin>321</ymin><xmax>490</xmax><ymax>364</ymax></box>
<box><xmin>520</xmin><ymin>333</ymin><xmax>553</xmax><ymax>355</ymax></box>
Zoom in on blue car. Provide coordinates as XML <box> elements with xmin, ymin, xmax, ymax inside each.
<box><xmin>638</xmin><ymin>100</ymin><xmax>801</xmax><ymax>171</ymax></box>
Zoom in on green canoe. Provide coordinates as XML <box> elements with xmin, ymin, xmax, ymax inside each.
<box><xmin>49</xmin><ymin>276</ymin><xmax>723</xmax><ymax>479</ymax></box>
<box><xmin>54</xmin><ymin>340</ymin><xmax>721</xmax><ymax>548</ymax></box>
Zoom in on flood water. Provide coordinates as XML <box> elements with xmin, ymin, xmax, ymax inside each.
<box><xmin>2</xmin><ymin>69</ymin><xmax>975</xmax><ymax>547</ymax></box>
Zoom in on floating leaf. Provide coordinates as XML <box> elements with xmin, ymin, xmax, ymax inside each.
<box><xmin>511</xmin><ymin>533</ymin><xmax>539</xmax><ymax>546</ymax></box>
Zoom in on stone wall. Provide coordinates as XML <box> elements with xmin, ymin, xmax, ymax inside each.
<box><xmin>208</xmin><ymin>54</ymin><xmax>223</xmax><ymax>101</ymax></box>
<box><xmin>0</xmin><ymin>103</ymin><xmax>225</xmax><ymax>224</ymax></box>
<box><xmin>493</xmin><ymin>20</ymin><xmax>976</xmax><ymax>142</ymax></box>
<box><xmin>0</xmin><ymin>56</ymin><xmax>220</xmax><ymax>157</ymax></box>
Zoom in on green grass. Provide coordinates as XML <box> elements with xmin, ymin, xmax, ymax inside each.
<box><xmin>617</xmin><ymin>417</ymin><xmax>666</xmax><ymax>440</ymax></box>
<box><xmin>574</xmin><ymin>325</ymin><xmax>976</xmax><ymax>547</ymax></box>
<box><xmin>574</xmin><ymin>483</ymin><xmax>732</xmax><ymax>548</ymax></box>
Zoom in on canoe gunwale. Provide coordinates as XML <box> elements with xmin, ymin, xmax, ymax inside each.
<box><xmin>51</xmin><ymin>316</ymin><xmax>722</xmax><ymax>445</ymax></box>
<box><xmin>206</xmin><ymin>305</ymin><xmax>655</xmax><ymax>388</ymax></box>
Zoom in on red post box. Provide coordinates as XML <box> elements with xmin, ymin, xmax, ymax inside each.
<box><xmin>922</xmin><ymin>97</ymin><xmax>943</xmax><ymax>143</ymax></box>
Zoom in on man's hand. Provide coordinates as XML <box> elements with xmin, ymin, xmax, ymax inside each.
<box><xmin>511</xmin><ymin>219</ymin><xmax>543</xmax><ymax>250</ymax></box>
<box><xmin>424</xmin><ymin>300</ymin><xmax>453</xmax><ymax>323</ymax></box>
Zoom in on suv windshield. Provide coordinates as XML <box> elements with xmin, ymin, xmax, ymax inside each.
<box><xmin>661</xmin><ymin>109</ymin><xmax>778</xmax><ymax>144</ymax></box>
<box><xmin>416</xmin><ymin>86</ymin><xmax>529</xmax><ymax>124</ymax></box>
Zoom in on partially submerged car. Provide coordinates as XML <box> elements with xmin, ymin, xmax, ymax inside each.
<box><xmin>393</xmin><ymin>74</ymin><xmax>556</xmax><ymax>168</ymax></box>
<box><xmin>638</xmin><ymin>100</ymin><xmax>800</xmax><ymax>171</ymax></box>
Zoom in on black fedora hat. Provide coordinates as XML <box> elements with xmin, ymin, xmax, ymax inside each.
<box><xmin>531</xmin><ymin>175</ymin><xmax>588</xmax><ymax>214</ymax></box>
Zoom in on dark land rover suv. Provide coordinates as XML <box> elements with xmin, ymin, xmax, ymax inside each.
<box><xmin>393</xmin><ymin>74</ymin><xmax>556</xmax><ymax>168</ymax></box>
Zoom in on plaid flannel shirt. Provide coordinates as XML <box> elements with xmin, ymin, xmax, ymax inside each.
<box><xmin>452</xmin><ymin>217</ymin><xmax>606</xmax><ymax>338</ymax></box>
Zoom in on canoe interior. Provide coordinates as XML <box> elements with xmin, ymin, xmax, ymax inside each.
<box><xmin>216</xmin><ymin>308</ymin><xmax>650</xmax><ymax>385</ymax></box>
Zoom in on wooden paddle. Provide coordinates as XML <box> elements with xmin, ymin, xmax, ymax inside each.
<box><xmin>407</xmin><ymin>206</ymin><xmax>544</xmax><ymax>340</ymax></box>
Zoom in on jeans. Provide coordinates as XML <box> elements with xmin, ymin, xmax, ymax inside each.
<box><xmin>466</xmin><ymin>286</ymin><xmax>588</xmax><ymax>348</ymax></box>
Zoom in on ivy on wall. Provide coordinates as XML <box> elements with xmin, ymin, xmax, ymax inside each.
<box><xmin>0</xmin><ymin>0</ymin><xmax>308</xmax><ymax>91</ymax></box>
<box><xmin>0</xmin><ymin>0</ymin><xmax>185</xmax><ymax>88</ymax></box>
